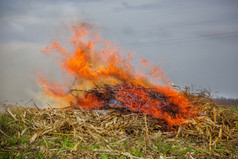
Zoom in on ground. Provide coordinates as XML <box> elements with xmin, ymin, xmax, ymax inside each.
<box><xmin>0</xmin><ymin>103</ymin><xmax>237</xmax><ymax>159</ymax></box>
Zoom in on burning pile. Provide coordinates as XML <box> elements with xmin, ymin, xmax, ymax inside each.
<box><xmin>39</xmin><ymin>22</ymin><xmax>200</xmax><ymax>130</ymax></box>
<box><xmin>68</xmin><ymin>83</ymin><xmax>199</xmax><ymax>130</ymax></box>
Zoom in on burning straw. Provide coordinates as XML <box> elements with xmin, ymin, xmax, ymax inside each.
<box><xmin>38</xmin><ymin>22</ymin><xmax>200</xmax><ymax>131</ymax></box>
<box><xmin>68</xmin><ymin>83</ymin><xmax>200</xmax><ymax>131</ymax></box>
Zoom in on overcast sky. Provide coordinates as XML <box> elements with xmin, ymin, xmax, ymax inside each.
<box><xmin>0</xmin><ymin>0</ymin><xmax>238</xmax><ymax>105</ymax></box>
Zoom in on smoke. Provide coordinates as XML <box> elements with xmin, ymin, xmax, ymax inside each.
<box><xmin>0</xmin><ymin>41</ymin><xmax>63</xmax><ymax>107</ymax></box>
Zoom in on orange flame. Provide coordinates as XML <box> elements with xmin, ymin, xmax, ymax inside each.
<box><xmin>39</xmin><ymin>22</ymin><xmax>199</xmax><ymax>128</ymax></box>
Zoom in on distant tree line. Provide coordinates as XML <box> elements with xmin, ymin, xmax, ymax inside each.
<box><xmin>213</xmin><ymin>97</ymin><xmax>238</xmax><ymax>106</ymax></box>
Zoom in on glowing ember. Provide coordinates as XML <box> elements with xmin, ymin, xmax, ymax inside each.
<box><xmin>39</xmin><ymin>22</ymin><xmax>199</xmax><ymax>129</ymax></box>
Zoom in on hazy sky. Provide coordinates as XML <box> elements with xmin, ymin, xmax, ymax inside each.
<box><xmin>0</xmin><ymin>0</ymin><xmax>238</xmax><ymax>104</ymax></box>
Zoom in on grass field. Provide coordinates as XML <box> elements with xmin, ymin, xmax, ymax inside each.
<box><xmin>218</xmin><ymin>105</ymin><xmax>238</xmax><ymax>112</ymax></box>
<box><xmin>0</xmin><ymin>104</ymin><xmax>237</xmax><ymax>159</ymax></box>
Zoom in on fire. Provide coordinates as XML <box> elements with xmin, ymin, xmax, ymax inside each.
<box><xmin>39</xmin><ymin>22</ymin><xmax>199</xmax><ymax>129</ymax></box>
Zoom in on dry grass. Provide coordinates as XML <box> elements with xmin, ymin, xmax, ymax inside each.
<box><xmin>179</xmin><ymin>105</ymin><xmax>238</xmax><ymax>154</ymax></box>
<box><xmin>0</xmin><ymin>91</ymin><xmax>238</xmax><ymax>158</ymax></box>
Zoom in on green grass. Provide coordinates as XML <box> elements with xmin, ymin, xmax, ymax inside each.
<box><xmin>0</xmin><ymin>131</ymin><xmax>235</xmax><ymax>158</ymax></box>
<box><xmin>226</xmin><ymin>106</ymin><xmax>238</xmax><ymax>111</ymax></box>
<box><xmin>218</xmin><ymin>105</ymin><xmax>238</xmax><ymax>111</ymax></box>
<box><xmin>0</xmin><ymin>129</ymin><xmax>204</xmax><ymax>159</ymax></box>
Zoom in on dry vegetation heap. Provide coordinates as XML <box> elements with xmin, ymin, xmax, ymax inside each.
<box><xmin>0</xmin><ymin>88</ymin><xmax>238</xmax><ymax>158</ymax></box>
